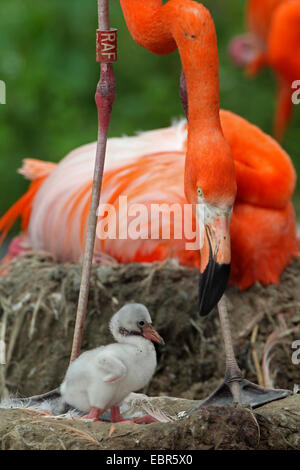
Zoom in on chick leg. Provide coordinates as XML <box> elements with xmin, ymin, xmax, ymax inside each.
<box><xmin>82</xmin><ymin>407</ymin><xmax>105</xmax><ymax>422</ymax></box>
<box><xmin>110</xmin><ymin>406</ymin><xmax>157</xmax><ymax>424</ymax></box>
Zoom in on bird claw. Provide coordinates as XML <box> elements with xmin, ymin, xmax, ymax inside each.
<box><xmin>131</xmin><ymin>414</ymin><xmax>158</xmax><ymax>424</ymax></box>
<box><xmin>82</xmin><ymin>416</ymin><xmax>101</xmax><ymax>422</ymax></box>
<box><xmin>110</xmin><ymin>415</ymin><xmax>156</xmax><ymax>425</ymax></box>
<box><xmin>187</xmin><ymin>377</ymin><xmax>291</xmax><ymax>413</ymax></box>
<box><xmin>117</xmin><ymin>419</ymin><xmax>138</xmax><ymax>425</ymax></box>
<box><xmin>82</xmin><ymin>407</ymin><xmax>105</xmax><ymax>421</ymax></box>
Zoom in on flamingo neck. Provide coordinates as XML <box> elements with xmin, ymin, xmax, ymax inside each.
<box><xmin>167</xmin><ymin>1</ymin><xmax>222</xmax><ymax>131</ymax></box>
<box><xmin>120</xmin><ymin>0</ymin><xmax>222</xmax><ymax>132</ymax></box>
<box><xmin>119</xmin><ymin>0</ymin><xmax>235</xmax><ymax>204</ymax></box>
<box><xmin>120</xmin><ymin>0</ymin><xmax>176</xmax><ymax>54</ymax></box>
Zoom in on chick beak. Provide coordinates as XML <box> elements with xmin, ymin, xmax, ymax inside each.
<box><xmin>198</xmin><ymin>211</ymin><xmax>231</xmax><ymax>317</ymax></box>
<box><xmin>141</xmin><ymin>324</ymin><xmax>165</xmax><ymax>344</ymax></box>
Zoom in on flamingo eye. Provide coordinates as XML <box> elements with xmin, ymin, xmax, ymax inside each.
<box><xmin>197</xmin><ymin>187</ymin><xmax>203</xmax><ymax>197</ymax></box>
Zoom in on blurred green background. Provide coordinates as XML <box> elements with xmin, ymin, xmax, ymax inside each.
<box><xmin>0</xmin><ymin>0</ymin><xmax>299</xmax><ymax>223</ymax></box>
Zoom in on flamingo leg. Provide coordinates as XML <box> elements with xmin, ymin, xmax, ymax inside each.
<box><xmin>188</xmin><ymin>296</ymin><xmax>291</xmax><ymax>411</ymax></box>
<box><xmin>69</xmin><ymin>0</ymin><xmax>115</xmax><ymax>363</ymax></box>
<box><xmin>274</xmin><ymin>78</ymin><xmax>293</xmax><ymax>142</ymax></box>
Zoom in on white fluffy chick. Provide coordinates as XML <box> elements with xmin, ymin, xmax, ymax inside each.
<box><xmin>60</xmin><ymin>303</ymin><xmax>164</xmax><ymax>422</ymax></box>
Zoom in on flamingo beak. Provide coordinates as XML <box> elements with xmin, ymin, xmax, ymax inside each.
<box><xmin>198</xmin><ymin>210</ymin><xmax>231</xmax><ymax>317</ymax></box>
<box><xmin>228</xmin><ymin>34</ymin><xmax>256</xmax><ymax>67</ymax></box>
<box><xmin>228</xmin><ymin>34</ymin><xmax>265</xmax><ymax>74</ymax></box>
<box><xmin>142</xmin><ymin>324</ymin><xmax>165</xmax><ymax>344</ymax></box>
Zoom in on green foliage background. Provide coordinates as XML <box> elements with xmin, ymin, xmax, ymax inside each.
<box><xmin>0</xmin><ymin>0</ymin><xmax>299</xmax><ymax>220</ymax></box>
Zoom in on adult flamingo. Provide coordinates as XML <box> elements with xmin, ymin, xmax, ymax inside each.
<box><xmin>0</xmin><ymin>0</ymin><xmax>296</xmax><ymax>406</ymax></box>
<box><xmin>229</xmin><ymin>0</ymin><xmax>300</xmax><ymax>141</ymax></box>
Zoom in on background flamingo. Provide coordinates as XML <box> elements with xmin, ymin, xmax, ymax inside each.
<box><xmin>229</xmin><ymin>0</ymin><xmax>300</xmax><ymax>141</ymax></box>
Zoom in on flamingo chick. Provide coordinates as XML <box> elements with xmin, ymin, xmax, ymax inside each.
<box><xmin>60</xmin><ymin>304</ymin><xmax>164</xmax><ymax>423</ymax></box>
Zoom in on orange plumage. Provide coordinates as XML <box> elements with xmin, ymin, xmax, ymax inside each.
<box><xmin>0</xmin><ymin>111</ymin><xmax>297</xmax><ymax>289</ymax></box>
<box><xmin>246</xmin><ymin>0</ymin><xmax>287</xmax><ymax>41</ymax></box>
<box><xmin>231</xmin><ymin>0</ymin><xmax>300</xmax><ymax>140</ymax></box>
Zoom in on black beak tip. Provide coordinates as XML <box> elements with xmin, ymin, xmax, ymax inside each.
<box><xmin>198</xmin><ymin>261</ymin><xmax>230</xmax><ymax>317</ymax></box>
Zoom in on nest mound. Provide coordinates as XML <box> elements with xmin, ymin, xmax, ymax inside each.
<box><xmin>1</xmin><ymin>394</ymin><xmax>300</xmax><ymax>450</ymax></box>
<box><xmin>0</xmin><ymin>254</ymin><xmax>299</xmax><ymax>449</ymax></box>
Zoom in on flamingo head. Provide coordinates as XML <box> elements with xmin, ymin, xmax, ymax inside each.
<box><xmin>228</xmin><ymin>0</ymin><xmax>280</xmax><ymax>75</ymax></box>
<box><xmin>228</xmin><ymin>33</ymin><xmax>266</xmax><ymax>76</ymax></box>
<box><xmin>185</xmin><ymin>138</ymin><xmax>237</xmax><ymax>317</ymax></box>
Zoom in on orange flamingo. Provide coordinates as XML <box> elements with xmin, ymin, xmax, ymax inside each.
<box><xmin>0</xmin><ymin>112</ymin><xmax>297</xmax><ymax>290</ymax></box>
<box><xmin>229</xmin><ymin>0</ymin><xmax>300</xmax><ymax>141</ymax></box>
<box><xmin>0</xmin><ymin>0</ymin><xmax>296</xmax><ymax>406</ymax></box>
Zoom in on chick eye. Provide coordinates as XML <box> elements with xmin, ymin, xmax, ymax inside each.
<box><xmin>138</xmin><ymin>320</ymin><xmax>145</xmax><ymax>327</ymax></box>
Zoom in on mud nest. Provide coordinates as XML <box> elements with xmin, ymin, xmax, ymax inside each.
<box><xmin>0</xmin><ymin>253</ymin><xmax>299</xmax><ymax>450</ymax></box>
